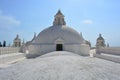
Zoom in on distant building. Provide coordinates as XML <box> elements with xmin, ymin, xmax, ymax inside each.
<box><xmin>96</xmin><ymin>34</ymin><xmax>106</xmax><ymax>47</ymax></box>
<box><xmin>13</xmin><ymin>34</ymin><xmax>21</xmax><ymax>47</ymax></box>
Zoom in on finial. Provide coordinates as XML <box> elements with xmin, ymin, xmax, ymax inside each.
<box><xmin>56</xmin><ymin>9</ymin><xmax>63</xmax><ymax>16</ymax></box>
<box><xmin>80</xmin><ymin>32</ymin><xmax>83</xmax><ymax>38</ymax></box>
<box><xmin>8</xmin><ymin>43</ymin><xmax>11</xmax><ymax>47</ymax></box>
<box><xmin>107</xmin><ymin>43</ymin><xmax>109</xmax><ymax>47</ymax></box>
<box><xmin>31</xmin><ymin>32</ymin><xmax>37</xmax><ymax>42</ymax></box>
<box><xmin>15</xmin><ymin>34</ymin><xmax>20</xmax><ymax>40</ymax></box>
<box><xmin>22</xmin><ymin>39</ymin><xmax>25</xmax><ymax>44</ymax></box>
<box><xmin>99</xmin><ymin>33</ymin><xmax>101</xmax><ymax>37</ymax></box>
<box><xmin>17</xmin><ymin>34</ymin><xmax>19</xmax><ymax>38</ymax></box>
<box><xmin>80</xmin><ymin>32</ymin><xmax>82</xmax><ymax>36</ymax></box>
<box><xmin>34</xmin><ymin>32</ymin><xmax>36</xmax><ymax>38</ymax></box>
<box><xmin>58</xmin><ymin>9</ymin><xmax>61</xmax><ymax>12</ymax></box>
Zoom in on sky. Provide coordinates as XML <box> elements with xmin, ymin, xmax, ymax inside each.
<box><xmin>0</xmin><ymin>0</ymin><xmax>120</xmax><ymax>47</ymax></box>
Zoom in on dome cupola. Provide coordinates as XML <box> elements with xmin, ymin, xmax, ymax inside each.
<box><xmin>53</xmin><ymin>10</ymin><xmax>66</xmax><ymax>26</ymax></box>
<box><xmin>96</xmin><ymin>34</ymin><xmax>106</xmax><ymax>47</ymax></box>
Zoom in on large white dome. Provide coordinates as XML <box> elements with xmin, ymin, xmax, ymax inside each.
<box><xmin>34</xmin><ymin>25</ymin><xmax>84</xmax><ymax>44</ymax></box>
<box><xmin>25</xmin><ymin>10</ymin><xmax>90</xmax><ymax>57</ymax></box>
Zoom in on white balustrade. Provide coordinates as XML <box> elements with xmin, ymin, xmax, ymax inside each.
<box><xmin>0</xmin><ymin>47</ymin><xmax>20</xmax><ymax>55</ymax></box>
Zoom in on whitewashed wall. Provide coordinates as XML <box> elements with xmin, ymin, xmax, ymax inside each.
<box><xmin>94</xmin><ymin>47</ymin><xmax>120</xmax><ymax>63</ymax></box>
<box><xmin>0</xmin><ymin>47</ymin><xmax>20</xmax><ymax>55</ymax></box>
<box><xmin>26</xmin><ymin>43</ymin><xmax>90</xmax><ymax>58</ymax></box>
<box><xmin>96</xmin><ymin>47</ymin><xmax>120</xmax><ymax>55</ymax></box>
<box><xmin>79</xmin><ymin>44</ymin><xmax>90</xmax><ymax>56</ymax></box>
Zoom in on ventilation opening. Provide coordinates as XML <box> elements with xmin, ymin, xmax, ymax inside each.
<box><xmin>56</xmin><ymin>44</ymin><xmax>63</xmax><ymax>51</ymax></box>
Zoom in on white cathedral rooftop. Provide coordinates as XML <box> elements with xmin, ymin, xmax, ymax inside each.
<box><xmin>1</xmin><ymin>10</ymin><xmax>120</xmax><ymax>80</ymax></box>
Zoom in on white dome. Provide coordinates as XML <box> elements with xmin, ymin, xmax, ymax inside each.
<box><xmin>25</xmin><ymin>10</ymin><xmax>90</xmax><ymax>57</ymax></box>
<box><xmin>34</xmin><ymin>25</ymin><xmax>84</xmax><ymax>44</ymax></box>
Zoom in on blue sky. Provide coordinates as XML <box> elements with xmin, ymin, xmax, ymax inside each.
<box><xmin>0</xmin><ymin>0</ymin><xmax>120</xmax><ymax>47</ymax></box>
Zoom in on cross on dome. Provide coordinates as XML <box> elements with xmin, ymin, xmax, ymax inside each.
<box><xmin>99</xmin><ymin>34</ymin><xmax>102</xmax><ymax>37</ymax></box>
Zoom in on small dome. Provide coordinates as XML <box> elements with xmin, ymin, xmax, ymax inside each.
<box><xmin>34</xmin><ymin>25</ymin><xmax>84</xmax><ymax>44</ymax></box>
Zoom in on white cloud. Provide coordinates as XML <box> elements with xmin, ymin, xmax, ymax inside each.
<box><xmin>0</xmin><ymin>10</ymin><xmax>20</xmax><ymax>28</ymax></box>
<box><xmin>82</xmin><ymin>20</ymin><xmax>93</xmax><ymax>25</ymax></box>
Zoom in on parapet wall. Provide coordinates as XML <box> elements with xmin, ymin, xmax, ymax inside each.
<box><xmin>0</xmin><ymin>47</ymin><xmax>20</xmax><ymax>55</ymax></box>
<box><xmin>94</xmin><ymin>47</ymin><xmax>120</xmax><ymax>63</ymax></box>
<box><xmin>94</xmin><ymin>54</ymin><xmax>120</xmax><ymax>63</ymax></box>
<box><xmin>0</xmin><ymin>53</ymin><xmax>25</xmax><ymax>65</ymax></box>
<box><xmin>96</xmin><ymin>47</ymin><xmax>120</xmax><ymax>55</ymax></box>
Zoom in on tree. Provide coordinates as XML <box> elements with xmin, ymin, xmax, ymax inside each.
<box><xmin>3</xmin><ymin>41</ymin><xmax>6</xmax><ymax>47</ymax></box>
<box><xmin>0</xmin><ymin>42</ymin><xmax>2</xmax><ymax>47</ymax></box>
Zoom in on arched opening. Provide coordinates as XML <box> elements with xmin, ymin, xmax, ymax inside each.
<box><xmin>56</xmin><ymin>44</ymin><xmax>63</xmax><ymax>51</ymax></box>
